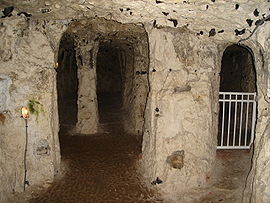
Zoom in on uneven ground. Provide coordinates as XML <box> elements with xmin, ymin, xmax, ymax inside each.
<box><xmin>7</xmin><ymin>95</ymin><xmax>252</xmax><ymax>203</ymax></box>
<box><xmin>7</xmin><ymin>148</ymin><xmax>252</xmax><ymax>203</ymax></box>
<box><xmin>27</xmin><ymin>94</ymin><xmax>163</xmax><ymax>203</ymax></box>
<box><xmin>195</xmin><ymin>149</ymin><xmax>252</xmax><ymax>203</ymax></box>
<box><xmin>28</xmin><ymin>134</ymin><xmax>161</xmax><ymax>202</ymax></box>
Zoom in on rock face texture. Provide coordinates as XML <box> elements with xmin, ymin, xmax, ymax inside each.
<box><xmin>141</xmin><ymin>26</ymin><xmax>219</xmax><ymax>201</ymax></box>
<box><xmin>0</xmin><ymin>1</ymin><xmax>270</xmax><ymax>202</ymax></box>
<box><xmin>0</xmin><ymin>17</ymin><xmax>61</xmax><ymax>203</ymax></box>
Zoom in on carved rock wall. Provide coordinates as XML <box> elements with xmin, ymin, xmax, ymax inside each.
<box><xmin>0</xmin><ymin>17</ymin><xmax>62</xmax><ymax>202</ymax></box>
<box><xmin>0</xmin><ymin>1</ymin><xmax>270</xmax><ymax>202</ymax></box>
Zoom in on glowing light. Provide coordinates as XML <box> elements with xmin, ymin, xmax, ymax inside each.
<box><xmin>21</xmin><ymin>107</ymin><xmax>29</xmax><ymax>119</ymax></box>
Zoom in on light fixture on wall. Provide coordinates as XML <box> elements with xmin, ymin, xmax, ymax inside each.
<box><xmin>21</xmin><ymin>106</ymin><xmax>29</xmax><ymax>191</ymax></box>
<box><xmin>21</xmin><ymin>107</ymin><xmax>29</xmax><ymax>119</ymax></box>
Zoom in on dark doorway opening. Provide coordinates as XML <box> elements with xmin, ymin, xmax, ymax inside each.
<box><xmin>57</xmin><ymin>34</ymin><xmax>78</xmax><ymax>135</ymax></box>
<box><xmin>209</xmin><ymin>44</ymin><xmax>258</xmax><ymax>203</ymax></box>
<box><xmin>218</xmin><ymin>44</ymin><xmax>257</xmax><ymax>149</ymax></box>
<box><xmin>220</xmin><ymin>44</ymin><xmax>256</xmax><ymax>93</ymax></box>
<box><xmin>30</xmin><ymin>21</ymin><xmax>158</xmax><ymax>203</ymax></box>
<box><xmin>96</xmin><ymin>42</ymin><xmax>124</xmax><ymax>125</ymax></box>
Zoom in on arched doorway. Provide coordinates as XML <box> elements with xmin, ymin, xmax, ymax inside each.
<box><xmin>33</xmin><ymin>20</ymin><xmax>157</xmax><ymax>203</ymax></box>
<box><xmin>218</xmin><ymin>44</ymin><xmax>257</xmax><ymax>149</ymax></box>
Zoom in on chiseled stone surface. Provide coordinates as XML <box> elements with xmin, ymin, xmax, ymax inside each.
<box><xmin>0</xmin><ymin>17</ymin><xmax>61</xmax><ymax>203</ymax></box>
<box><xmin>0</xmin><ymin>1</ymin><xmax>270</xmax><ymax>202</ymax></box>
<box><xmin>141</xmin><ymin>27</ymin><xmax>219</xmax><ymax>201</ymax></box>
<box><xmin>243</xmin><ymin>27</ymin><xmax>270</xmax><ymax>203</ymax></box>
<box><xmin>0</xmin><ymin>74</ymin><xmax>11</xmax><ymax>108</ymax></box>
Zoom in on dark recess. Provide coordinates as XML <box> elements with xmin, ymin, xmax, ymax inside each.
<box><xmin>168</xmin><ymin>19</ymin><xmax>178</xmax><ymax>27</ymax></box>
<box><xmin>2</xmin><ymin>6</ymin><xmax>14</xmax><ymax>18</ymax></box>
<box><xmin>235</xmin><ymin>29</ymin><xmax>245</xmax><ymax>36</ymax></box>
<box><xmin>246</xmin><ymin>19</ymin><xmax>253</xmax><ymax>27</ymax></box>
<box><xmin>253</xmin><ymin>9</ymin><xmax>259</xmax><ymax>17</ymax></box>
<box><xmin>209</xmin><ymin>28</ymin><xmax>216</xmax><ymax>37</ymax></box>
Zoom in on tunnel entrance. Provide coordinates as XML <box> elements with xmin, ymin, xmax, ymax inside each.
<box><xmin>56</xmin><ymin>20</ymin><xmax>149</xmax><ymax>136</ymax></box>
<box><xmin>204</xmin><ymin>44</ymin><xmax>258</xmax><ymax>203</ymax></box>
<box><xmin>56</xmin><ymin>34</ymin><xmax>78</xmax><ymax>135</ymax></box>
<box><xmin>94</xmin><ymin>36</ymin><xmax>149</xmax><ymax>138</ymax></box>
<box><xmin>218</xmin><ymin>44</ymin><xmax>257</xmax><ymax>149</ymax></box>
<box><xmin>96</xmin><ymin>42</ymin><xmax>123</xmax><ymax>125</ymax></box>
<box><xmin>38</xmin><ymin>20</ymin><xmax>157</xmax><ymax>202</ymax></box>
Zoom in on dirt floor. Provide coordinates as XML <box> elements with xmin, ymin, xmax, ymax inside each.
<box><xmin>28</xmin><ymin>133</ymin><xmax>161</xmax><ymax>202</ymax></box>
<box><xmin>7</xmin><ymin>95</ymin><xmax>252</xmax><ymax>203</ymax></box>
<box><xmin>194</xmin><ymin>149</ymin><xmax>252</xmax><ymax>203</ymax></box>
<box><xmin>29</xmin><ymin>94</ymin><xmax>162</xmax><ymax>203</ymax></box>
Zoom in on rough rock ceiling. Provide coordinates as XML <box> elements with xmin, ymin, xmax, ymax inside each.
<box><xmin>0</xmin><ymin>1</ymin><xmax>269</xmax><ymax>40</ymax></box>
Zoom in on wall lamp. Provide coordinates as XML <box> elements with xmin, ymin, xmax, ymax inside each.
<box><xmin>21</xmin><ymin>106</ymin><xmax>29</xmax><ymax>191</ymax></box>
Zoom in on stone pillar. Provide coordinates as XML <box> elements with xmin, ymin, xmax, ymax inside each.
<box><xmin>141</xmin><ymin>27</ymin><xmax>217</xmax><ymax>200</ymax></box>
<box><xmin>76</xmin><ymin>43</ymin><xmax>99</xmax><ymax>134</ymax></box>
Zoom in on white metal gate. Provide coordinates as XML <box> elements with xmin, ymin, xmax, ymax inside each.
<box><xmin>217</xmin><ymin>92</ymin><xmax>256</xmax><ymax>149</ymax></box>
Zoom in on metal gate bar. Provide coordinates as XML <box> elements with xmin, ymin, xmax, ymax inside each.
<box><xmin>217</xmin><ymin>92</ymin><xmax>256</xmax><ymax>149</ymax></box>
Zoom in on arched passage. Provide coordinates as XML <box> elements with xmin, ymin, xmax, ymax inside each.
<box><xmin>56</xmin><ymin>33</ymin><xmax>78</xmax><ymax>135</ymax></box>
<box><xmin>218</xmin><ymin>44</ymin><xmax>257</xmax><ymax>149</ymax></box>
<box><xmin>39</xmin><ymin>19</ymin><xmax>156</xmax><ymax>202</ymax></box>
<box><xmin>206</xmin><ymin>44</ymin><xmax>259</xmax><ymax>202</ymax></box>
<box><xmin>220</xmin><ymin>44</ymin><xmax>256</xmax><ymax>93</ymax></box>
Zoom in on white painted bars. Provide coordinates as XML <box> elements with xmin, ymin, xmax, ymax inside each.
<box><xmin>217</xmin><ymin>92</ymin><xmax>256</xmax><ymax>149</ymax></box>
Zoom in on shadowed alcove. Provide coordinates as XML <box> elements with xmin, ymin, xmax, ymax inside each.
<box><xmin>96</xmin><ymin>42</ymin><xmax>124</xmax><ymax>124</ymax></box>
<box><xmin>56</xmin><ymin>33</ymin><xmax>78</xmax><ymax>135</ymax></box>
<box><xmin>220</xmin><ymin>44</ymin><xmax>256</xmax><ymax>93</ymax></box>
<box><xmin>218</xmin><ymin>44</ymin><xmax>257</xmax><ymax>148</ymax></box>
<box><xmin>208</xmin><ymin>44</ymin><xmax>258</xmax><ymax>202</ymax></box>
